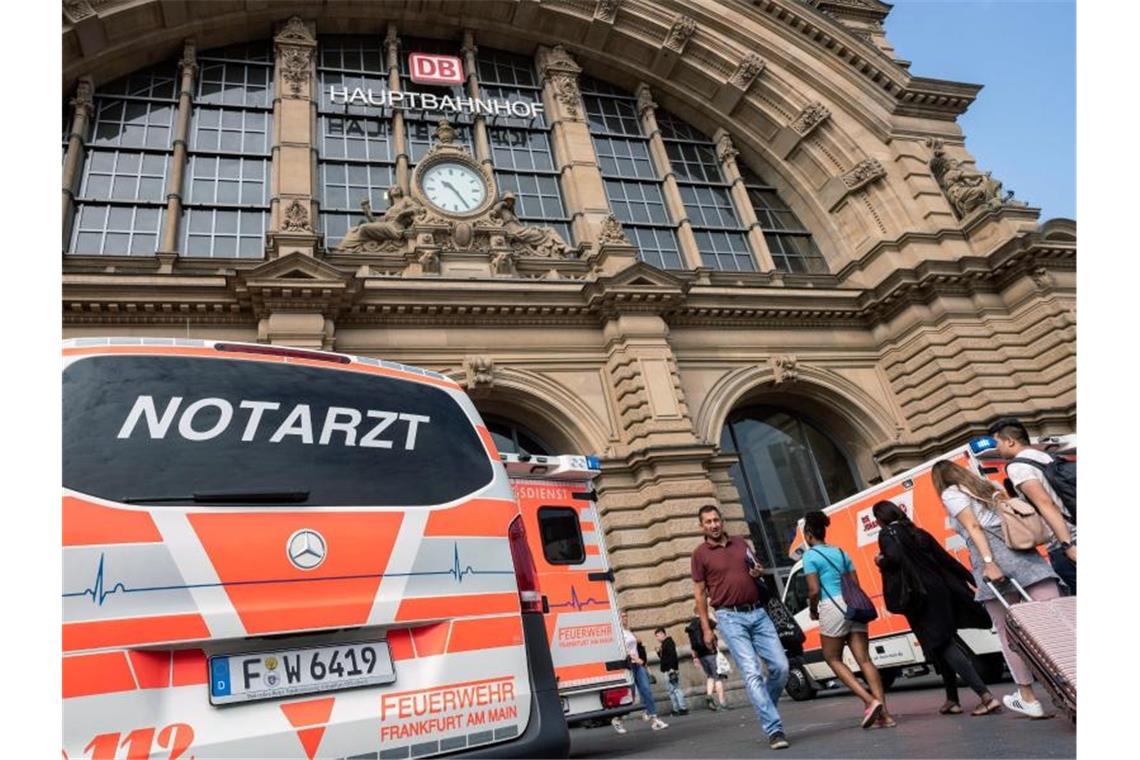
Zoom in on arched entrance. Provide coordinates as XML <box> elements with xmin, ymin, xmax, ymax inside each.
<box><xmin>482</xmin><ymin>414</ymin><xmax>553</xmax><ymax>457</ymax></box>
<box><xmin>720</xmin><ymin>405</ymin><xmax>862</xmax><ymax>589</ymax></box>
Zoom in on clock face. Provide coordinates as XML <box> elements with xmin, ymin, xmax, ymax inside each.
<box><xmin>421</xmin><ymin>162</ymin><xmax>487</xmax><ymax>214</ymax></box>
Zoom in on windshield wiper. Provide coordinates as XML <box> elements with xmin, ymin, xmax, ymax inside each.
<box><xmin>122</xmin><ymin>490</ymin><xmax>310</xmax><ymax>504</ymax></box>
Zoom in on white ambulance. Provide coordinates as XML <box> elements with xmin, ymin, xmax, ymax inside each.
<box><xmin>779</xmin><ymin>437</ymin><xmax>1074</xmax><ymax>700</ymax></box>
<box><xmin>503</xmin><ymin>453</ymin><xmax>638</xmax><ymax>727</ymax></box>
<box><xmin>62</xmin><ymin>338</ymin><xmax>569</xmax><ymax>758</ymax></box>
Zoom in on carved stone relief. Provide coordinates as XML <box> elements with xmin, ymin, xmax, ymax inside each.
<box><xmin>598</xmin><ymin>214</ymin><xmax>629</xmax><ymax>245</ymax></box>
<box><xmin>595</xmin><ymin>0</ymin><xmax>619</xmax><ymax>23</ymax></box>
<box><xmin>926</xmin><ymin>138</ymin><xmax>1014</xmax><ymax>219</ymax></box>
<box><xmin>729</xmin><ymin>53</ymin><xmax>765</xmax><ymax>90</ymax></box>
<box><xmin>664</xmin><ymin>15</ymin><xmax>696</xmax><ymax>53</ymax></box>
<box><xmin>769</xmin><ymin>354</ymin><xmax>799</xmax><ymax>385</ymax></box>
<box><xmin>790</xmin><ymin>102</ymin><xmax>831</xmax><ymax>137</ymax></box>
<box><xmin>538</xmin><ymin>45</ymin><xmax>583</xmax><ymax>120</ymax></box>
<box><xmin>282</xmin><ymin>199</ymin><xmax>313</xmax><ymax>233</ymax></box>
<box><xmin>841</xmin><ymin>158</ymin><xmax>886</xmax><ymax>191</ymax></box>
<box><xmin>275</xmin><ymin>17</ymin><xmax>315</xmax><ymax>99</ymax></box>
<box><xmin>63</xmin><ymin>0</ymin><xmax>96</xmax><ymax>23</ymax></box>
<box><xmin>464</xmin><ymin>356</ymin><xmax>495</xmax><ymax>395</ymax></box>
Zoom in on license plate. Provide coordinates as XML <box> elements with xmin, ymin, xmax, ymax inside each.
<box><xmin>209</xmin><ymin>641</ymin><xmax>395</xmax><ymax>705</ymax></box>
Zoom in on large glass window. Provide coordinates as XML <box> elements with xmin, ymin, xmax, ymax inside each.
<box><xmin>720</xmin><ymin>407</ymin><xmax>860</xmax><ymax>580</ymax></box>
<box><xmin>478</xmin><ymin>48</ymin><xmax>571</xmax><ymax>244</ymax></box>
<box><xmin>183</xmin><ymin>42</ymin><xmax>273</xmax><ymax>258</ymax></box>
<box><xmin>740</xmin><ymin>166</ymin><xmax>827</xmax><ymax>274</ymax></box>
<box><xmin>316</xmin><ymin>36</ymin><xmax>397</xmax><ymax>248</ymax></box>
<box><xmin>69</xmin><ymin>62</ymin><xmax>177</xmax><ymax>255</ymax></box>
<box><xmin>657</xmin><ymin>109</ymin><xmax>753</xmax><ymax>272</ymax></box>
<box><xmin>484</xmin><ymin>416</ymin><xmax>552</xmax><ymax>457</ymax></box>
<box><xmin>583</xmin><ymin>76</ymin><xmax>680</xmax><ymax>270</ymax></box>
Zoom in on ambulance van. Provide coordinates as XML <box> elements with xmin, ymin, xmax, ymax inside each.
<box><xmin>778</xmin><ymin>436</ymin><xmax>1075</xmax><ymax>700</ymax></box>
<box><xmin>503</xmin><ymin>454</ymin><xmax>638</xmax><ymax>728</ymax></box>
<box><xmin>62</xmin><ymin>338</ymin><xmax>570</xmax><ymax>759</ymax></box>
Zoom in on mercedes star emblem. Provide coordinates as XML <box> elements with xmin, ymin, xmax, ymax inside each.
<box><xmin>286</xmin><ymin>529</ymin><xmax>327</xmax><ymax>570</ymax></box>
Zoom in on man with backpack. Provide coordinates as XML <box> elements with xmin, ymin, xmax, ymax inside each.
<box><xmin>988</xmin><ymin>418</ymin><xmax>1077</xmax><ymax>594</ymax></box>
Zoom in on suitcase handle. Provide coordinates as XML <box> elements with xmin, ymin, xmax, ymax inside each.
<box><xmin>984</xmin><ymin>577</ymin><xmax>1033</xmax><ymax>609</ymax></box>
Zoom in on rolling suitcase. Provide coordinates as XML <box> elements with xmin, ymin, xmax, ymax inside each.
<box><xmin>987</xmin><ymin>578</ymin><xmax>1076</xmax><ymax>723</ymax></box>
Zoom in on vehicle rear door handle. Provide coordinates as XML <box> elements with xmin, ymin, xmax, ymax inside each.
<box><xmin>587</xmin><ymin>570</ymin><xmax>614</xmax><ymax>582</ymax></box>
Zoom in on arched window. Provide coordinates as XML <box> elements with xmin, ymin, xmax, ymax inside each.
<box><xmin>720</xmin><ymin>406</ymin><xmax>861</xmax><ymax>576</ymax></box>
<box><xmin>483</xmin><ymin>416</ymin><xmax>552</xmax><ymax>457</ymax></box>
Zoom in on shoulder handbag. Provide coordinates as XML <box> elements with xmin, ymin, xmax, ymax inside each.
<box><xmin>880</xmin><ymin>526</ymin><xmax>926</xmax><ymax>614</ymax></box>
<box><xmin>811</xmin><ymin>547</ymin><xmax>879</xmax><ymax>624</ymax></box>
<box><xmin>989</xmin><ymin>494</ymin><xmax>1051</xmax><ymax>551</ymax></box>
<box><xmin>715</xmin><ymin>650</ymin><xmax>732</xmax><ymax>675</ymax></box>
<box><xmin>765</xmin><ymin>596</ymin><xmax>806</xmax><ymax>647</ymax></box>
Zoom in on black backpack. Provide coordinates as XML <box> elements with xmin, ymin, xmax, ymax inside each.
<box><xmin>1012</xmin><ymin>455</ymin><xmax>1077</xmax><ymax>523</ymax></box>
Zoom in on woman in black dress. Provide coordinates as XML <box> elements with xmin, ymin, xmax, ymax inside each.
<box><xmin>872</xmin><ymin>500</ymin><xmax>1002</xmax><ymax>716</ymax></box>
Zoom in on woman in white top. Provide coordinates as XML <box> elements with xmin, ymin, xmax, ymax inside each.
<box><xmin>611</xmin><ymin>611</ymin><xmax>669</xmax><ymax>733</ymax></box>
<box><xmin>931</xmin><ymin>459</ymin><xmax>1060</xmax><ymax>719</ymax></box>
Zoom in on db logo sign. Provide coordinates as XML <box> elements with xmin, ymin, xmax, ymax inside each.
<box><xmin>409</xmin><ymin>53</ymin><xmax>464</xmax><ymax>85</ymax></box>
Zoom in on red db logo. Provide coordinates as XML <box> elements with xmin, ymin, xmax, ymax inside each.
<box><xmin>409</xmin><ymin>53</ymin><xmax>464</xmax><ymax>85</ymax></box>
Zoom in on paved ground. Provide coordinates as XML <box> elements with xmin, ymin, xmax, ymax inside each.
<box><xmin>569</xmin><ymin>676</ymin><xmax>1076</xmax><ymax>758</ymax></box>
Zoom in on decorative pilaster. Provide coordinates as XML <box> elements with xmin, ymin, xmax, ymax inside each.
<box><xmin>270</xmin><ymin>16</ymin><xmax>319</xmax><ymax>257</ymax></box>
<box><xmin>637</xmin><ymin>83</ymin><xmax>701</xmax><ymax>268</ymax></box>
<box><xmin>714</xmin><ymin>129</ymin><xmax>776</xmax><ymax>271</ymax></box>
<box><xmin>62</xmin><ymin>76</ymin><xmax>94</xmax><ymax>251</ymax></box>
<box><xmin>386</xmin><ymin>25</ymin><xmax>410</xmax><ymax>193</ymax></box>
<box><xmin>461</xmin><ymin>31</ymin><xmax>492</xmax><ymax>170</ymax></box>
<box><xmin>538</xmin><ymin>45</ymin><xmax>607</xmax><ymax>248</ymax></box>
<box><xmin>157</xmin><ymin>40</ymin><xmax>197</xmax><ymax>267</ymax></box>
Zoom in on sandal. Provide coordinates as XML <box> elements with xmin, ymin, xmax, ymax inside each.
<box><xmin>861</xmin><ymin>700</ymin><xmax>884</xmax><ymax>729</ymax></box>
<box><xmin>971</xmin><ymin>698</ymin><xmax>1002</xmax><ymax>717</ymax></box>
<box><xmin>939</xmin><ymin>701</ymin><xmax>963</xmax><ymax>715</ymax></box>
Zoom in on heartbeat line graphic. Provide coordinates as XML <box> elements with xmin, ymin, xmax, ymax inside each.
<box><xmin>548</xmin><ymin>585</ymin><xmax>607</xmax><ymax>611</ymax></box>
<box><xmin>65</xmin><ymin>554</ymin><xmax>128</xmax><ymax>606</ymax></box>
<box><xmin>64</xmin><ymin>544</ymin><xmax>515</xmax><ymax>606</ymax></box>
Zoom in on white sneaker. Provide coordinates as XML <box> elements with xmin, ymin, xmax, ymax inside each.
<box><xmin>650</xmin><ymin>717</ymin><xmax>669</xmax><ymax>731</ymax></box>
<box><xmin>1002</xmin><ymin>692</ymin><xmax>1045</xmax><ymax>718</ymax></box>
<box><xmin>642</xmin><ymin>711</ymin><xmax>651</xmax><ymax>721</ymax></box>
<box><xmin>611</xmin><ymin>716</ymin><xmax>627</xmax><ymax>734</ymax></box>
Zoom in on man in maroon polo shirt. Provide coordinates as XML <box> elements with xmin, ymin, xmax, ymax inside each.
<box><xmin>692</xmin><ymin>505</ymin><xmax>790</xmax><ymax>750</ymax></box>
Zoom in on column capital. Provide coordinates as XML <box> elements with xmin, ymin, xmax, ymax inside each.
<box><xmin>69</xmin><ymin>76</ymin><xmax>95</xmax><ymax>117</ymax></box>
<box><xmin>538</xmin><ymin>45</ymin><xmax>584</xmax><ymax>121</ymax></box>
<box><xmin>178</xmin><ymin>39</ymin><xmax>198</xmax><ymax>80</ymax></box>
<box><xmin>275</xmin><ymin>16</ymin><xmax>316</xmax><ymax>100</ymax></box>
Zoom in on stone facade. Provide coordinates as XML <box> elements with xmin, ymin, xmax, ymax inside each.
<box><xmin>62</xmin><ymin>0</ymin><xmax>1075</xmax><ymax>647</ymax></box>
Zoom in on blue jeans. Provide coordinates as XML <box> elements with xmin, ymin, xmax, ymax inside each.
<box><xmin>631</xmin><ymin>663</ymin><xmax>658</xmax><ymax>716</ymax></box>
<box><xmin>1049</xmin><ymin>546</ymin><xmax>1077</xmax><ymax>596</ymax></box>
<box><xmin>715</xmin><ymin>607</ymin><xmax>789</xmax><ymax>737</ymax></box>
<box><xmin>664</xmin><ymin>671</ymin><xmax>688</xmax><ymax>712</ymax></box>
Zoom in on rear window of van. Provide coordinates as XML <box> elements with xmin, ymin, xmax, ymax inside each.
<box><xmin>63</xmin><ymin>355</ymin><xmax>493</xmax><ymax>507</ymax></box>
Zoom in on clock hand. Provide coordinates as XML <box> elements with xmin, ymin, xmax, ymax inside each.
<box><xmin>441</xmin><ymin>181</ymin><xmax>471</xmax><ymax>210</ymax></box>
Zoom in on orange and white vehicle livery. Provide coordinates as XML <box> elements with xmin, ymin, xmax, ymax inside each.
<box><xmin>63</xmin><ymin>338</ymin><xmax>569</xmax><ymax>759</ymax></box>
<box><xmin>504</xmin><ymin>454</ymin><xmax>637</xmax><ymax>727</ymax></box>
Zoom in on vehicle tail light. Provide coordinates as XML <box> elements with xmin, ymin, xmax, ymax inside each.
<box><xmin>601</xmin><ymin>686</ymin><xmax>633</xmax><ymax>709</ymax></box>
<box><xmin>508</xmin><ymin>515</ymin><xmax>544</xmax><ymax>614</ymax></box>
<box><xmin>215</xmin><ymin>343</ymin><xmax>350</xmax><ymax>364</ymax></box>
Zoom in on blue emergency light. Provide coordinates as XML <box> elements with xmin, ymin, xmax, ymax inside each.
<box><xmin>585</xmin><ymin>455</ymin><xmax>601</xmax><ymax>470</ymax></box>
<box><xmin>969</xmin><ymin>437</ymin><xmax>997</xmax><ymax>454</ymax></box>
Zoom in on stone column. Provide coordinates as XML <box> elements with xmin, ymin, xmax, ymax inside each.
<box><xmin>386</xmin><ymin>24</ymin><xmax>411</xmax><ymax>193</ymax></box>
<box><xmin>636</xmin><ymin>83</ymin><xmax>701</xmax><ymax>268</ymax></box>
<box><xmin>593</xmin><ymin>304</ymin><xmax>724</xmax><ymax>636</ymax></box>
<box><xmin>156</xmin><ymin>40</ymin><xmax>198</xmax><ymax>269</ymax></box>
<box><xmin>62</xmin><ymin>77</ymin><xmax>94</xmax><ymax>251</ymax></box>
<box><xmin>268</xmin><ymin>16</ymin><xmax>319</xmax><ymax>257</ymax></box>
<box><xmin>461</xmin><ymin>31</ymin><xmax>493</xmax><ymax>171</ymax></box>
<box><xmin>714</xmin><ymin>128</ymin><xmax>775</xmax><ymax>271</ymax></box>
<box><xmin>537</xmin><ymin>44</ymin><xmax>605</xmax><ymax>246</ymax></box>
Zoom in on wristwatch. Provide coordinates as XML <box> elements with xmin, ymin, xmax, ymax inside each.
<box><xmin>1060</xmin><ymin>540</ymin><xmax>1074</xmax><ymax>550</ymax></box>
<box><xmin>982</xmin><ymin>555</ymin><xmax>994</xmax><ymax>563</ymax></box>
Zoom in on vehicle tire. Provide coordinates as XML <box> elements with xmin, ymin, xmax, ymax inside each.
<box><xmin>784</xmin><ymin>658</ymin><xmax>817</xmax><ymax>701</ymax></box>
<box><xmin>878</xmin><ymin>666</ymin><xmax>901</xmax><ymax>691</ymax></box>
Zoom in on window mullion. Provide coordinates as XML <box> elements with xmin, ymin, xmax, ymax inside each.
<box><xmin>713</xmin><ymin>129</ymin><xmax>775</xmax><ymax>272</ymax></box>
<box><xmin>635</xmin><ymin>83</ymin><xmax>701</xmax><ymax>269</ymax></box>
<box><xmin>160</xmin><ymin>40</ymin><xmax>198</xmax><ymax>262</ymax></box>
